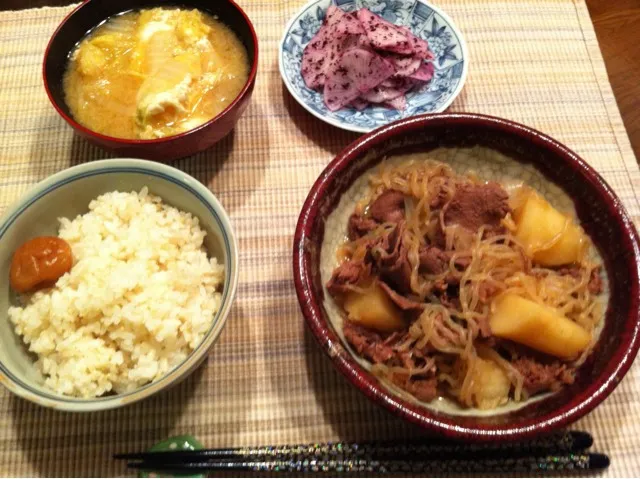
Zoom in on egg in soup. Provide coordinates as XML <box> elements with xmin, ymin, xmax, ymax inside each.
<box><xmin>63</xmin><ymin>8</ymin><xmax>250</xmax><ymax>139</ymax></box>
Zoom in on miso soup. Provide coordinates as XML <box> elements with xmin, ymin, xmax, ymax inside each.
<box><xmin>63</xmin><ymin>8</ymin><xmax>250</xmax><ymax>139</ymax></box>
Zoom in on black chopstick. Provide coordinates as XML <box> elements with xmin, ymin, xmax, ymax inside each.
<box><xmin>125</xmin><ymin>453</ymin><xmax>610</xmax><ymax>473</ymax></box>
<box><xmin>114</xmin><ymin>430</ymin><xmax>592</xmax><ymax>462</ymax></box>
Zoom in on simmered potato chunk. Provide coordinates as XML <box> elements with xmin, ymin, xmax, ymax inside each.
<box><xmin>466</xmin><ymin>358</ymin><xmax>511</xmax><ymax>410</ymax></box>
<box><xmin>344</xmin><ymin>283</ymin><xmax>405</xmax><ymax>332</ymax></box>
<box><xmin>514</xmin><ymin>191</ymin><xmax>586</xmax><ymax>266</ymax></box>
<box><xmin>490</xmin><ymin>294</ymin><xmax>591</xmax><ymax>359</ymax></box>
<box><xmin>533</xmin><ymin>221</ymin><xmax>585</xmax><ymax>265</ymax></box>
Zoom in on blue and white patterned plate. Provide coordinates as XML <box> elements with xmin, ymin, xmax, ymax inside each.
<box><xmin>279</xmin><ymin>0</ymin><xmax>468</xmax><ymax>133</ymax></box>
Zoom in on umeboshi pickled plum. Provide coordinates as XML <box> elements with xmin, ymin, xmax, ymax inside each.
<box><xmin>9</xmin><ymin>237</ymin><xmax>73</xmax><ymax>293</ymax></box>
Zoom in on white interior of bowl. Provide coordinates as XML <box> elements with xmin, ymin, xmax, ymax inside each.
<box><xmin>0</xmin><ymin>161</ymin><xmax>236</xmax><ymax>409</ymax></box>
<box><xmin>320</xmin><ymin>146</ymin><xmax>608</xmax><ymax>416</ymax></box>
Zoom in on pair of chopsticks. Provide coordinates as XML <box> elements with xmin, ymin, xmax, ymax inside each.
<box><xmin>115</xmin><ymin>431</ymin><xmax>609</xmax><ymax>474</ymax></box>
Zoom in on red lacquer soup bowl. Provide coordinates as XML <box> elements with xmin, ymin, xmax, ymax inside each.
<box><xmin>293</xmin><ymin>113</ymin><xmax>640</xmax><ymax>442</ymax></box>
<box><xmin>43</xmin><ymin>0</ymin><xmax>258</xmax><ymax>161</ymax></box>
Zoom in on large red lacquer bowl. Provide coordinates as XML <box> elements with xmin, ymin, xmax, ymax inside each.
<box><xmin>293</xmin><ymin>113</ymin><xmax>640</xmax><ymax>442</ymax></box>
<box><xmin>43</xmin><ymin>0</ymin><xmax>258</xmax><ymax>161</ymax></box>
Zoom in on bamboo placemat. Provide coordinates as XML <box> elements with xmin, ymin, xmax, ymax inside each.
<box><xmin>1</xmin><ymin>0</ymin><xmax>639</xmax><ymax>476</ymax></box>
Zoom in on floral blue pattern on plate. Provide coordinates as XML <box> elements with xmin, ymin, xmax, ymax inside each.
<box><xmin>279</xmin><ymin>0</ymin><xmax>468</xmax><ymax>133</ymax></box>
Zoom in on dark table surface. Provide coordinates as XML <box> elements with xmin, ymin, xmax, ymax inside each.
<box><xmin>2</xmin><ymin>0</ymin><xmax>638</xmax><ymax>161</ymax></box>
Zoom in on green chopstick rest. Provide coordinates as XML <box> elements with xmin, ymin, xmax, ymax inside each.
<box><xmin>138</xmin><ymin>435</ymin><xmax>205</xmax><ymax>479</ymax></box>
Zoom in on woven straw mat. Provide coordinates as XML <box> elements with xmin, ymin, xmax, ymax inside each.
<box><xmin>1</xmin><ymin>0</ymin><xmax>639</xmax><ymax>476</ymax></box>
